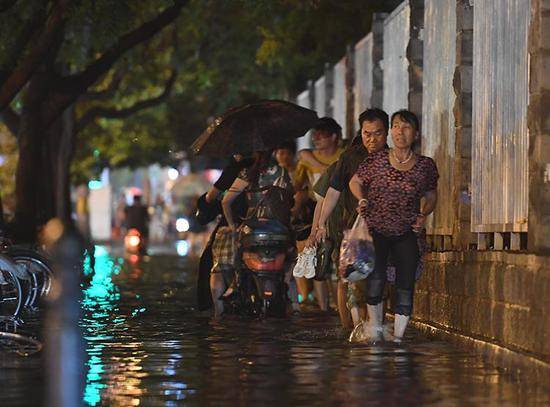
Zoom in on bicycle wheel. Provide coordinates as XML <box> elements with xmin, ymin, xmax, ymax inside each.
<box><xmin>0</xmin><ymin>255</ymin><xmax>23</xmax><ymax>318</ymax></box>
<box><xmin>7</xmin><ymin>248</ymin><xmax>54</xmax><ymax>306</ymax></box>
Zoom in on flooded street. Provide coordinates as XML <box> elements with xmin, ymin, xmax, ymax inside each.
<box><xmin>1</xmin><ymin>244</ymin><xmax>548</xmax><ymax>406</ymax></box>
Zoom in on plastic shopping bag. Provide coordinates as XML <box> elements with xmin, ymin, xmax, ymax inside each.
<box><xmin>339</xmin><ymin>216</ymin><xmax>375</xmax><ymax>282</ymax></box>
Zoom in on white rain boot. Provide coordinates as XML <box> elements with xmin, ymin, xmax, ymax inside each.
<box><xmin>393</xmin><ymin>314</ymin><xmax>410</xmax><ymax>343</ymax></box>
<box><xmin>362</xmin><ymin>303</ymin><xmax>383</xmax><ymax>343</ymax></box>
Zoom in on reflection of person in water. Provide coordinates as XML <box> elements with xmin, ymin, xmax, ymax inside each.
<box><xmin>75</xmin><ymin>184</ymin><xmax>95</xmax><ymax>269</ymax></box>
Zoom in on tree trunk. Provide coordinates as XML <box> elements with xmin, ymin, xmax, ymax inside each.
<box><xmin>55</xmin><ymin>105</ymin><xmax>75</xmax><ymax>222</ymax></box>
<box><xmin>15</xmin><ymin>76</ymin><xmax>58</xmax><ymax>242</ymax></box>
<box><xmin>15</xmin><ymin>111</ymin><xmax>47</xmax><ymax>242</ymax></box>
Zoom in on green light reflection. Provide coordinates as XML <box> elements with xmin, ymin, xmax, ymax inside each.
<box><xmin>81</xmin><ymin>245</ymin><xmax>122</xmax><ymax>406</ymax></box>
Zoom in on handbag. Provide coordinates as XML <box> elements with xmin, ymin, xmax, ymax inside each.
<box><xmin>314</xmin><ymin>237</ymin><xmax>334</xmax><ymax>281</ymax></box>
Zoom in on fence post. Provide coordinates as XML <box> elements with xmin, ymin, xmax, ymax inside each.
<box><xmin>528</xmin><ymin>0</ymin><xmax>550</xmax><ymax>254</ymax></box>
<box><xmin>45</xmin><ymin>221</ymin><xmax>85</xmax><ymax>407</ymax></box>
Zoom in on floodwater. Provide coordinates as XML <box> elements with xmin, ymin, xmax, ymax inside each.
<box><xmin>1</xmin><ymin>243</ymin><xmax>549</xmax><ymax>406</ymax></box>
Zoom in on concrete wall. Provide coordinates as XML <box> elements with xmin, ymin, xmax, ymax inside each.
<box><xmin>415</xmin><ymin>251</ymin><xmax>550</xmax><ymax>377</ymax></box>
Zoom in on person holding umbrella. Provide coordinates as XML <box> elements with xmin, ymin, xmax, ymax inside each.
<box><xmin>222</xmin><ymin>150</ymin><xmax>294</xmax><ymax>231</ymax></box>
<box><xmin>191</xmin><ymin>100</ymin><xmax>318</xmax><ymax>313</ymax></box>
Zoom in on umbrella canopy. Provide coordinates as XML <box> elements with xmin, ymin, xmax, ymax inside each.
<box><xmin>191</xmin><ymin>100</ymin><xmax>318</xmax><ymax>157</ymax></box>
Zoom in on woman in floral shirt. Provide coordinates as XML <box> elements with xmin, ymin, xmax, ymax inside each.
<box><xmin>349</xmin><ymin>110</ymin><xmax>438</xmax><ymax>343</ymax></box>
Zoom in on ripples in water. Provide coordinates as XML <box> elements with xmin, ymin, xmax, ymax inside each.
<box><xmin>1</xmin><ymin>243</ymin><xmax>549</xmax><ymax>406</ymax></box>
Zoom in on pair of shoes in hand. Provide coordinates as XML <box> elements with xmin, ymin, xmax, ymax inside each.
<box><xmin>292</xmin><ymin>246</ymin><xmax>317</xmax><ymax>279</ymax></box>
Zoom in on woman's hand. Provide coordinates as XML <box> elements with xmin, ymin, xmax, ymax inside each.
<box><xmin>411</xmin><ymin>214</ymin><xmax>426</xmax><ymax>233</ymax></box>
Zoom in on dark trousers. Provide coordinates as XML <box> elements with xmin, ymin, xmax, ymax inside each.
<box><xmin>366</xmin><ymin>230</ymin><xmax>419</xmax><ymax>316</ymax></box>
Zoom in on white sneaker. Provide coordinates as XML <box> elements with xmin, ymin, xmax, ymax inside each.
<box><xmin>292</xmin><ymin>246</ymin><xmax>316</xmax><ymax>279</ymax></box>
<box><xmin>292</xmin><ymin>258</ymin><xmax>304</xmax><ymax>278</ymax></box>
<box><xmin>303</xmin><ymin>246</ymin><xmax>317</xmax><ymax>279</ymax></box>
<box><xmin>292</xmin><ymin>250</ymin><xmax>306</xmax><ymax>277</ymax></box>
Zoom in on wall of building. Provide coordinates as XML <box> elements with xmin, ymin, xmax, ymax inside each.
<box><xmin>293</xmin><ymin>0</ymin><xmax>550</xmax><ymax>375</ymax></box>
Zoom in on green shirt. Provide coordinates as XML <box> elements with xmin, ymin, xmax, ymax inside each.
<box><xmin>313</xmin><ymin>143</ymin><xmax>368</xmax><ymax>245</ymax></box>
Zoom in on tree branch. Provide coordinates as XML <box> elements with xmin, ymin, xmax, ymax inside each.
<box><xmin>53</xmin><ymin>1</ymin><xmax>185</xmax><ymax>116</ymax></box>
<box><xmin>0</xmin><ymin>0</ymin><xmax>18</xmax><ymax>13</ymax></box>
<box><xmin>0</xmin><ymin>106</ymin><xmax>21</xmax><ymax>135</ymax></box>
<box><xmin>78</xmin><ymin>68</ymin><xmax>126</xmax><ymax>102</ymax></box>
<box><xmin>75</xmin><ymin>70</ymin><xmax>177</xmax><ymax>134</ymax></box>
<box><xmin>0</xmin><ymin>6</ymin><xmax>50</xmax><ymax>85</ymax></box>
<box><xmin>0</xmin><ymin>0</ymin><xmax>70</xmax><ymax>111</ymax></box>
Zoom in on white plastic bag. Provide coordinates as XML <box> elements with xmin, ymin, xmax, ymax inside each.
<box><xmin>339</xmin><ymin>216</ymin><xmax>375</xmax><ymax>282</ymax></box>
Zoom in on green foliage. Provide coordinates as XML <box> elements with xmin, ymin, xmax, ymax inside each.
<box><xmin>0</xmin><ymin>125</ymin><xmax>17</xmax><ymax>213</ymax></box>
<box><xmin>2</xmin><ymin>0</ymin><xmax>401</xmax><ymax>183</ymax></box>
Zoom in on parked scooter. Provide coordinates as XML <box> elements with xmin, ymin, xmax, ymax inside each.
<box><xmin>224</xmin><ymin>218</ymin><xmax>294</xmax><ymax>318</ymax></box>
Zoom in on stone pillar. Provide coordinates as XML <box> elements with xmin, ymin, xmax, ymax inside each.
<box><xmin>371</xmin><ymin>13</ymin><xmax>386</xmax><ymax>108</ymax></box>
<box><xmin>453</xmin><ymin>0</ymin><xmax>474</xmax><ymax>249</ymax></box>
<box><xmin>324</xmin><ymin>62</ymin><xmax>334</xmax><ymax>117</ymax></box>
<box><xmin>345</xmin><ymin>45</ymin><xmax>355</xmax><ymax>139</ymax></box>
<box><xmin>407</xmin><ymin>0</ymin><xmax>425</xmax><ymax>119</ymax></box>
<box><xmin>528</xmin><ymin>0</ymin><xmax>550</xmax><ymax>254</ymax></box>
<box><xmin>307</xmin><ymin>80</ymin><xmax>315</xmax><ymax>110</ymax></box>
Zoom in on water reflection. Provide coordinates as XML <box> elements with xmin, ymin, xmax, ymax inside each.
<box><xmin>81</xmin><ymin>246</ymin><xmax>151</xmax><ymax>406</ymax></box>
<box><xmin>1</xmin><ymin>245</ymin><xmax>548</xmax><ymax>406</ymax></box>
<box><xmin>81</xmin><ymin>246</ymin><xmax>120</xmax><ymax>406</ymax></box>
<box><xmin>72</xmin><ymin>247</ymin><xmax>550</xmax><ymax>405</ymax></box>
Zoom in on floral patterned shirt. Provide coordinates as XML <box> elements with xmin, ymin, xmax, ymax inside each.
<box><xmin>356</xmin><ymin>150</ymin><xmax>439</xmax><ymax>237</ymax></box>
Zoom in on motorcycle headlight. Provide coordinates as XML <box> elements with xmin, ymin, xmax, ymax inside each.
<box><xmin>127</xmin><ymin>235</ymin><xmax>140</xmax><ymax>247</ymax></box>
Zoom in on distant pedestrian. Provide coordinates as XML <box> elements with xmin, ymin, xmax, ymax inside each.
<box><xmin>124</xmin><ymin>194</ymin><xmax>150</xmax><ymax>245</ymax></box>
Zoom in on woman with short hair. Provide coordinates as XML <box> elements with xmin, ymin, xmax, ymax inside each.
<box><xmin>349</xmin><ymin>109</ymin><xmax>439</xmax><ymax>342</ymax></box>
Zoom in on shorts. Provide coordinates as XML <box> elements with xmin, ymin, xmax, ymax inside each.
<box><xmin>211</xmin><ymin>227</ymin><xmax>235</xmax><ymax>274</ymax></box>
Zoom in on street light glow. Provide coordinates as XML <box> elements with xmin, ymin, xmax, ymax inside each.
<box><xmin>168</xmin><ymin>168</ymin><xmax>179</xmax><ymax>180</ymax></box>
<box><xmin>176</xmin><ymin>218</ymin><xmax>190</xmax><ymax>233</ymax></box>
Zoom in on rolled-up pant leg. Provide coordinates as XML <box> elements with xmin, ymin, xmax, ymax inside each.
<box><xmin>392</xmin><ymin>232</ymin><xmax>419</xmax><ymax>316</ymax></box>
<box><xmin>366</xmin><ymin>232</ymin><xmax>389</xmax><ymax>305</ymax></box>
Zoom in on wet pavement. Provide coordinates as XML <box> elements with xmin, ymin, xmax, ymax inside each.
<box><xmin>1</xmin><ymin>243</ymin><xmax>549</xmax><ymax>406</ymax></box>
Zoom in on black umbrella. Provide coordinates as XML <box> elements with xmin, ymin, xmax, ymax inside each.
<box><xmin>191</xmin><ymin>100</ymin><xmax>318</xmax><ymax>156</ymax></box>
